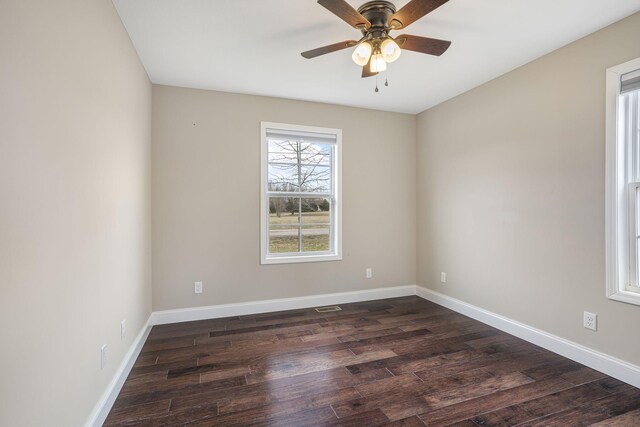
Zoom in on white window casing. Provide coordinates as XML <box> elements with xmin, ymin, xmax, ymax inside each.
<box><xmin>260</xmin><ymin>122</ymin><xmax>342</xmax><ymax>265</ymax></box>
<box><xmin>605</xmin><ymin>57</ymin><xmax>640</xmax><ymax>305</ymax></box>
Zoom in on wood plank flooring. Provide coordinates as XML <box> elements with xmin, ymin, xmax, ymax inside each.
<box><xmin>104</xmin><ymin>296</ymin><xmax>640</xmax><ymax>426</ymax></box>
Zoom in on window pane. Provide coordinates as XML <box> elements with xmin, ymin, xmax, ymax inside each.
<box><xmin>300</xmin><ymin>165</ymin><xmax>331</xmax><ymax>193</ymax></box>
<box><xmin>268</xmin><ymin>197</ymin><xmax>300</xmax><ymax>220</ymax></box>
<box><xmin>301</xmin><ymin>198</ymin><xmax>330</xmax><ymax>252</ymax></box>
<box><xmin>637</xmin><ymin>186</ymin><xmax>640</xmax><ymax>235</ymax></box>
<box><xmin>301</xmin><ymin>198</ymin><xmax>330</xmax><ymax>224</ymax></box>
<box><xmin>299</xmin><ymin>142</ymin><xmax>331</xmax><ymax>166</ymax></box>
<box><xmin>268</xmin><ymin>197</ymin><xmax>299</xmax><ymax>253</ymax></box>
<box><xmin>268</xmin><ymin>164</ymin><xmax>298</xmax><ymax>192</ymax></box>
<box><xmin>269</xmin><ymin>229</ymin><xmax>299</xmax><ymax>253</ymax></box>
<box><xmin>268</xmin><ymin>139</ymin><xmax>299</xmax><ymax>164</ymax></box>
<box><xmin>624</xmin><ymin>91</ymin><xmax>640</xmax><ymax>182</ymax></box>
<box><xmin>636</xmin><ymin>186</ymin><xmax>640</xmax><ymax>292</ymax></box>
<box><xmin>302</xmin><ymin>228</ymin><xmax>330</xmax><ymax>252</ymax></box>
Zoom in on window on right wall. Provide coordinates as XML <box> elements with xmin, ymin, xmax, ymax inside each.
<box><xmin>606</xmin><ymin>57</ymin><xmax>640</xmax><ymax>305</ymax></box>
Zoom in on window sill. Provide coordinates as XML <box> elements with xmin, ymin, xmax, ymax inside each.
<box><xmin>261</xmin><ymin>253</ymin><xmax>342</xmax><ymax>265</ymax></box>
<box><xmin>608</xmin><ymin>289</ymin><xmax>640</xmax><ymax>306</ymax></box>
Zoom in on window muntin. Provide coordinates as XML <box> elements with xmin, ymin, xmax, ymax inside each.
<box><xmin>260</xmin><ymin>123</ymin><xmax>341</xmax><ymax>264</ymax></box>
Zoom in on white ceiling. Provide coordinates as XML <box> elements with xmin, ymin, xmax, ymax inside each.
<box><xmin>113</xmin><ymin>0</ymin><xmax>640</xmax><ymax>114</ymax></box>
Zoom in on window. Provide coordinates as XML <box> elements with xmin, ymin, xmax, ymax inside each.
<box><xmin>606</xmin><ymin>57</ymin><xmax>640</xmax><ymax>305</ymax></box>
<box><xmin>260</xmin><ymin>122</ymin><xmax>342</xmax><ymax>264</ymax></box>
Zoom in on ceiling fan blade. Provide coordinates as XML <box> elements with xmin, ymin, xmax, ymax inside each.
<box><xmin>318</xmin><ymin>0</ymin><xmax>371</xmax><ymax>29</ymax></box>
<box><xmin>361</xmin><ymin>56</ymin><xmax>378</xmax><ymax>78</ymax></box>
<box><xmin>396</xmin><ymin>34</ymin><xmax>451</xmax><ymax>56</ymax></box>
<box><xmin>388</xmin><ymin>0</ymin><xmax>449</xmax><ymax>30</ymax></box>
<box><xmin>301</xmin><ymin>40</ymin><xmax>358</xmax><ymax>59</ymax></box>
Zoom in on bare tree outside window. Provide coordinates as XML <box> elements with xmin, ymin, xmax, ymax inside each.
<box><xmin>267</xmin><ymin>138</ymin><xmax>332</xmax><ymax>253</ymax></box>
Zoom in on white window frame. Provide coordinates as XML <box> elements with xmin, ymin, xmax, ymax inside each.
<box><xmin>605</xmin><ymin>56</ymin><xmax>640</xmax><ymax>306</ymax></box>
<box><xmin>260</xmin><ymin>121</ymin><xmax>342</xmax><ymax>265</ymax></box>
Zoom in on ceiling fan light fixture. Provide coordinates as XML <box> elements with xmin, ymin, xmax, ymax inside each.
<box><xmin>370</xmin><ymin>52</ymin><xmax>387</xmax><ymax>72</ymax></box>
<box><xmin>351</xmin><ymin>41</ymin><xmax>373</xmax><ymax>66</ymax></box>
<box><xmin>301</xmin><ymin>0</ymin><xmax>453</xmax><ymax>83</ymax></box>
<box><xmin>381</xmin><ymin>37</ymin><xmax>401</xmax><ymax>63</ymax></box>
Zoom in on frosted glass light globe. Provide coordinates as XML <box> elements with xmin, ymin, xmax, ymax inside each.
<box><xmin>381</xmin><ymin>38</ymin><xmax>401</xmax><ymax>63</ymax></box>
<box><xmin>370</xmin><ymin>53</ymin><xmax>387</xmax><ymax>72</ymax></box>
<box><xmin>352</xmin><ymin>42</ymin><xmax>372</xmax><ymax>66</ymax></box>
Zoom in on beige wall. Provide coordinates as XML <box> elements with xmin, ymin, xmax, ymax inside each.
<box><xmin>417</xmin><ymin>12</ymin><xmax>640</xmax><ymax>366</ymax></box>
<box><xmin>152</xmin><ymin>85</ymin><xmax>416</xmax><ymax>310</ymax></box>
<box><xmin>0</xmin><ymin>1</ymin><xmax>152</xmax><ymax>426</ymax></box>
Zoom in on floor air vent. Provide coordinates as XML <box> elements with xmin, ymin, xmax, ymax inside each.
<box><xmin>315</xmin><ymin>305</ymin><xmax>342</xmax><ymax>313</ymax></box>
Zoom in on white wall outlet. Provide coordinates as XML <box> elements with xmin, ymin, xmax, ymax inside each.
<box><xmin>440</xmin><ymin>272</ymin><xmax>447</xmax><ymax>283</ymax></box>
<box><xmin>194</xmin><ymin>281</ymin><xmax>203</xmax><ymax>294</ymax></box>
<box><xmin>121</xmin><ymin>319</ymin><xmax>126</xmax><ymax>340</ymax></box>
<box><xmin>583</xmin><ymin>311</ymin><xmax>597</xmax><ymax>331</ymax></box>
<box><xmin>100</xmin><ymin>344</ymin><xmax>108</xmax><ymax>369</ymax></box>
<box><xmin>365</xmin><ymin>268</ymin><xmax>373</xmax><ymax>279</ymax></box>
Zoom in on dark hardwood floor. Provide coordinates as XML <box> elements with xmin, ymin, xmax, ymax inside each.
<box><xmin>104</xmin><ymin>296</ymin><xmax>640</xmax><ymax>426</ymax></box>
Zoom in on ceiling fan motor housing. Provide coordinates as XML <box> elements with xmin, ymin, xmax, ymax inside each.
<box><xmin>357</xmin><ymin>0</ymin><xmax>397</xmax><ymax>39</ymax></box>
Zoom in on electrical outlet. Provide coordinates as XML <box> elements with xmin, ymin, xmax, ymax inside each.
<box><xmin>100</xmin><ymin>344</ymin><xmax>108</xmax><ymax>369</ymax></box>
<box><xmin>440</xmin><ymin>272</ymin><xmax>447</xmax><ymax>283</ymax></box>
<box><xmin>194</xmin><ymin>281</ymin><xmax>203</xmax><ymax>294</ymax></box>
<box><xmin>583</xmin><ymin>311</ymin><xmax>597</xmax><ymax>331</ymax></box>
<box><xmin>365</xmin><ymin>268</ymin><xmax>373</xmax><ymax>279</ymax></box>
<box><xmin>121</xmin><ymin>319</ymin><xmax>126</xmax><ymax>340</ymax></box>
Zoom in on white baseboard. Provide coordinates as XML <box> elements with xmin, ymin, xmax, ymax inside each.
<box><xmin>415</xmin><ymin>285</ymin><xmax>640</xmax><ymax>388</ymax></box>
<box><xmin>84</xmin><ymin>315</ymin><xmax>153</xmax><ymax>427</ymax></box>
<box><xmin>151</xmin><ymin>285</ymin><xmax>416</xmax><ymax>325</ymax></box>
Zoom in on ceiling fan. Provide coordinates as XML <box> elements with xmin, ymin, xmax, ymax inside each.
<box><xmin>301</xmin><ymin>0</ymin><xmax>451</xmax><ymax>81</ymax></box>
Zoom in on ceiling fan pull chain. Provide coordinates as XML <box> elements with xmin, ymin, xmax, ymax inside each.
<box><xmin>385</xmin><ymin>71</ymin><xmax>389</xmax><ymax>87</ymax></box>
<box><xmin>375</xmin><ymin>74</ymin><xmax>379</xmax><ymax>93</ymax></box>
